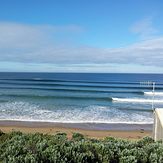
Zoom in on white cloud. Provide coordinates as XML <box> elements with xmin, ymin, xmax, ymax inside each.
<box><xmin>1</xmin><ymin>62</ymin><xmax>163</xmax><ymax>73</ymax></box>
<box><xmin>0</xmin><ymin>22</ymin><xmax>163</xmax><ymax>72</ymax></box>
<box><xmin>0</xmin><ymin>22</ymin><xmax>84</xmax><ymax>48</ymax></box>
<box><xmin>130</xmin><ymin>17</ymin><xmax>158</xmax><ymax>39</ymax></box>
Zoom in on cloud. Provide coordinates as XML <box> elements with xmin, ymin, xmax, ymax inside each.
<box><xmin>130</xmin><ymin>17</ymin><xmax>158</xmax><ymax>39</ymax></box>
<box><xmin>1</xmin><ymin>62</ymin><xmax>163</xmax><ymax>73</ymax></box>
<box><xmin>0</xmin><ymin>22</ymin><xmax>163</xmax><ymax>72</ymax></box>
<box><xmin>0</xmin><ymin>22</ymin><xmax>84</xmax><ymax>48</ymax></box>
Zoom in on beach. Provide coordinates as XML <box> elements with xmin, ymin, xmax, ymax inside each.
<box><xmin>0</xmin><ymin>73</ymin><xmax>158</xmax><ymax>140</ymax></box>
<box><xmin>0</xmin><ymin>120</ymin><xmax>152</xmax><ymax>139</ymax></box>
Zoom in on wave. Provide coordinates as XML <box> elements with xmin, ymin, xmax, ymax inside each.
<box><xmin>1</xmin><ymin>78</ymin><xmax>163</xmax><ymax>86</ymax></box>
<box><xmin>0</xmin><ymin>81</ymin><xmax>163</xmax><ymax>90</ymax></box>
<box><xmin>0</xmin><ymin>94</ymin><xmax>113</xmax><ymax>101</ymax></box>
<box><xmin>144</xmin><ymin>91</ymin><xmax>163</xmax><ymax>96</ymax></box>
<box><xmin>117</xmin><ymin>107</ymin><xmax>153</xmax><ymax>112</ymax></box>
<box><xmin>0</xmin><ymin>86</ymin><xmax>143</xmax><ymax>94</ymax></box>
<box><xmin>0</xmin><ymin>99</ymin><xmax>8</xmax><ymax>103</ymax></box>
<box><xmin>0</xmin><ymin>78</ymin><xmax>142</xmax><ymax>84</ymax></box>
<box><xmin>0</xmin><ymin>101</ymin><xmax>153</xmax><ymax>124</ymax></box>
<box><xmin>112</xmin><ymin>97</ymin><xmax>163</xmax><ymax>103</ymax></box>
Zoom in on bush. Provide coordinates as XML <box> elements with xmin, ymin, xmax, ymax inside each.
<box><xmin>0</xmin><ymin>131</ymin><xmax>163</xmax><ymax>163</ymax></box>
<box><xmin>0</xmin><ymin>130</ymin><xmax>4</xmax><ymax>136</ymax></box>
<box><xmin>72</xmin><ymin>132</ymin><xmax>84</xmax><ymax>141</ymax></box>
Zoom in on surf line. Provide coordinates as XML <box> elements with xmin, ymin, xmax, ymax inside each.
<box><xmin>112</xmin><ymin>98</ymin><xmax>163</xmax><ymax>103</ymax></box>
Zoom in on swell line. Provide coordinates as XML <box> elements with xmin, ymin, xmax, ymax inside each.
<box><xmin>0</xmin><ymin>94</ymin><xmax>113</xmax><ymax>101</ymax></box>
<box><xmin>0</xmin><ymin>86</ymin><xmax>144</xmax><ymax>94</ymax></box>
<box><xmin>118</xmin><ymin>107</ymin><xmax>153</xmax><ymax>112</ymax></box>
<box><xmin>0</xmin><ymin>82</ymin><xmax>162</xmax><ymax>90</ymax></box>
<box><xmin>1</xmin><ymin>78</ymin><xmax>163</xmax><ymax>85</ymax></box>
<box><xmin>0</xmin><ymin>78</ymin><xmax>144</xmax><ymax>84</ymax></box>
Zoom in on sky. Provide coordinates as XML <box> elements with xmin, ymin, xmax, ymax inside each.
<box><xmin>0</xmin><ymin>0</ymin><xmax>163</xmax><ymax>73</ymax></box>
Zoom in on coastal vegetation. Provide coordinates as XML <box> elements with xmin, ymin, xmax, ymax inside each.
<box><xmin>0</xmin><ymin>131</ymin><xmax>163</xmax><ymax>163</ymax></box>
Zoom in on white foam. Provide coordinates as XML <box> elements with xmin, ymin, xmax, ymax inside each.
<box><xmin>0</xmin><ymin>101</ymin><xmax>153</xmax><ymax>124</ymax></box>
<box><xmin>144</xmin><ymin>92</ymin><xmax>163</xmax><ymax>96</ymax></box>
<box><xmin>112</xmin><ymin>97</ymin><xmax>163</xmax><ymax>103</ymax></box>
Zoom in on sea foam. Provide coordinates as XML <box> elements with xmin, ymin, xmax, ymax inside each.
<box><xmin>0</xmin><ymin>101</ymin><xmax>153</xmax><ymax>124</ymax></box>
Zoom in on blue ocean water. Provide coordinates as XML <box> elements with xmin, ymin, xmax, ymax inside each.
<box><xmin>0</xmin><ymin>72</ymin><xmax>163</xmax><ymax>124</ymax></box>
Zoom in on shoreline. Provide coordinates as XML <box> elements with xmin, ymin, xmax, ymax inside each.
<box><xmin>0</xmin><ymin>120</ymin><xmax>153</xmax><ymax>130</ymax></box>
<box><xmin>0</xmin><ymin>120</ymin><xmax>152</xmax><ymax>139</ymax></box>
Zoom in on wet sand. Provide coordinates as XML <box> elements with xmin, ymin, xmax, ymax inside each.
<box><xmin>0</xmin><ymin>120</ymin><xmax>152</xmax><ymax>139</ymax></box>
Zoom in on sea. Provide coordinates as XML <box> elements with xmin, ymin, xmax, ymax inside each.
<box><xmin>0</xmin><ymin>72</ymin><xmax>163</xmax><ymax>125</ymax></box>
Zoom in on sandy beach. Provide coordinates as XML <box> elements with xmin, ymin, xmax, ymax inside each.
<box><xmin>0</xmin><ymin>120</ymin><xmax>152</xmax><ymax>139</ymax></box>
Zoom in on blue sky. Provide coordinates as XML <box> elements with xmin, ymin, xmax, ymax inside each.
<box><xmin>0</xmin><ymin>0</ymin><xmax>163</xmax><ymax>73</ymax></box>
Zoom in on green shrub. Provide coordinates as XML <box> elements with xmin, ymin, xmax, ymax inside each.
<box><xmin>0</xmin><ymin>132</ymin><xmax>163</xmax><ymax>163</ymax></box>
<box><xmin>0</xmin><ymin>130</ymin><xmax>4</xmax><ymax>136</ymax></box>
<box><xmin>72</xmin><ymin>132</ymin><xmax>84</xmax><ymax>141</ymax></box>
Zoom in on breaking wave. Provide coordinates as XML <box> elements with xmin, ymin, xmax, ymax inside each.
<box><xmin>112</xmin><ymin>98</ymin><xmax>163</xmax><ymax>103</ymax></box>
<box><xmin>0</xmin><ymin>101</ymin><xmax>153</xmax><ymax>124</ymax></box>
<box><xmin>144</xmin><ymin>91</ymin><xmax>163</xmax><ymax>96</ymax></box>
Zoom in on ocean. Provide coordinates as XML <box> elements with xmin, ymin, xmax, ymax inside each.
<box><xmin>0</xmin><ymin>72</ymin><xmax>163</xmax><ymax>125</ymax></box>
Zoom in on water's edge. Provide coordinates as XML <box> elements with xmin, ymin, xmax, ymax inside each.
<box><xmin>0</xmin><ymin>120</ymin><xmax>153</xmax><ymax>131</ymax></box>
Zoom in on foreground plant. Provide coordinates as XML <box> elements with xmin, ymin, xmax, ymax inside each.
<box><xmin>0</xmin><ymin>131</ymin><xmax>163</xmax><ymax>163</ymax></box>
